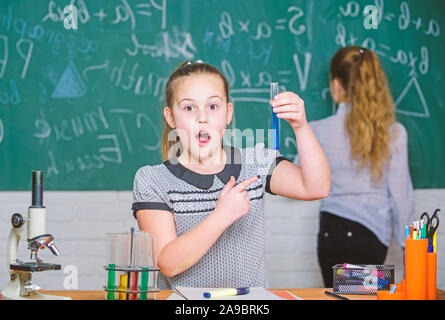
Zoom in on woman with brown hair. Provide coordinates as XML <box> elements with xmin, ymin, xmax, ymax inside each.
<box><xmin>295</xmin><ymin>46</ymin><xmax>414</xmax><ymax>287</ymax></box>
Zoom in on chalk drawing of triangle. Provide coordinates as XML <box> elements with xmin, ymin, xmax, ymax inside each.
<box><xmin>394</xmin><ymin>77</ymin><xmax>430</xmax><ymax>118</ymax></box>
<box><xmin>51</xmin><ymin>61</ymin><xmax>87</xmax><ymax>98</ymax></box>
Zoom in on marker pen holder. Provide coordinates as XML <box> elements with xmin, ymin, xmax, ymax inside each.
<box><xmin>405</xmin><ymin>238</ymin><xmax>427</xmax><ymax>300</ymax></box>
<box><xmin>332</xmin><ymin>264</ymin><xmax>394</xmax><ymax>295</ymax></box>
<box><xmin>376</xmin><ymin>289</ymin><xmax>404</xmax><ymax>300</ymax></box>
<box><xmin>104</xmin><ymin>231</ymin><xmax>159</xmax><ymax>300</ymax></box>
<box><xmin>377</xmin><ymin>280</ymin><xmax>406</xmax><ymax>300</ymax></box>
<box><xmin>427</xmin><ymin>252</ymin><xmax>437</xmax><ymax>300</ymax></box>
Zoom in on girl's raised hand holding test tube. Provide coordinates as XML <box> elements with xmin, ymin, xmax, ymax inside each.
<box><xmin>270</xmin><ymin>91</ymin><xmax>308</xmax><ymax>132</ymax></box>
<box><xmin>268</xmin><ymin>90</ymin><xmax>330</xmax><ymax>201</ymax></box>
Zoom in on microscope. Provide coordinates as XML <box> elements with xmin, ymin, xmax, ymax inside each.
<box><xmin>1</xmin><ymin>171</ymin><xmax>70</xmax><ymax>300</ymax></box>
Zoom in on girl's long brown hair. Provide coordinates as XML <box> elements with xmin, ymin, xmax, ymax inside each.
<box><xmin>161</xmin><ymin>61</ymin><xmax>230</xmax><ymax>161</ymax></box>
<box><xmin>330</xmin><ymin>46</ymin><xmax>396</xmax><ymax>182</ymax></box>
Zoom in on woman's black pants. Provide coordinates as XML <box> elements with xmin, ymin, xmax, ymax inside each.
<box><xmin>317</xmin><ymin>211</ymin><xmax>388</xmax><ymax>288</ymax></box>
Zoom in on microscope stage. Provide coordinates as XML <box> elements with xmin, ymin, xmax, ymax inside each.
<box><xmin>10</xmin><ymin>262</ymin><xmax>61</xmax><ymax>272</ymax></box>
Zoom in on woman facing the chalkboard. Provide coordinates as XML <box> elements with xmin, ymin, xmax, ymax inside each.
<box><xmin>294</xmin><ymin>46</ymin><xmax>414</xmax><ymax>287</ymax></box>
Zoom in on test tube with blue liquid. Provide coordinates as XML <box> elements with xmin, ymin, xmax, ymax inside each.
<box><xmin>270</xmin><ymin>82</ymin><xmax>280</xmax><ymax>150</ymax></box>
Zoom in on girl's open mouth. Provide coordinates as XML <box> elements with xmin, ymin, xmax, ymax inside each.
<box><xmin>196</xmin><ymin>131</ymin><xmax>211</xmax><ymax>147</ymax></box>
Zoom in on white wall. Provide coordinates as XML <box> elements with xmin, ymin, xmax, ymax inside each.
<box><xmin>0</xmin><ymin>190</ymin><xmax>444</xmax><ymax>291</ymax></box>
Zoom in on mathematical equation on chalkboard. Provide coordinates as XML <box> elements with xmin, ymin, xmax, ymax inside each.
<box><xmin>0</xmin><ymin>0</ymin><xmax>443</xmax><ymax>188</ymax></box>
<box><xmin>335</xmin><ymin>1</ymin><xmax>440</xmax><ymax>119</ymax></box>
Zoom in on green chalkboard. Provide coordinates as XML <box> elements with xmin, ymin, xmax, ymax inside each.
<box><xmin>0</xmin><ymin>0</ymin><xmax>444</xmax><ymax>190</ymax></box>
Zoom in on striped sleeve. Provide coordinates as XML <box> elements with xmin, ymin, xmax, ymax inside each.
<box><xmin>131</xmin><ymin>166</ymin><xmax>171</xmax><ymax>219</ymax></box>
<box><xmin>252</xmin><ymin>143</ymin><xmax>288</xmax><ymax>195</ymax></box>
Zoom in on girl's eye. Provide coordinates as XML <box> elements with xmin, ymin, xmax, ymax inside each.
<box><xmin>184</xmin><ymin>105</ymin><xmax>193</xmax><ymax>111</ymax></box>
<box><xmin>209</xmin><ymin>103</ymin><xmax>218</xmax><ymax>110</ymax></box>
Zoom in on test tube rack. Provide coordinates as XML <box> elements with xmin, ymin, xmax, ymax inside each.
<box><xmin>103</xmin><ymin>264</ymin><xmax>159</xmax><ymax>300</ymax></box>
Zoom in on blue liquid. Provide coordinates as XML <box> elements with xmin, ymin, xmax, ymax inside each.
<box><xmin>271</xmin><ymin>108</ymin><xmax>279</xmax><ymax>150</ymax></box>
<box><xmin>270</xmin><ymin>82</ymin><xmax>279</xmax><ymax>150</ymax></box>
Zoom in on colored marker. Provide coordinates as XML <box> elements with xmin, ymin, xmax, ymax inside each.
<box><xmin>270</xmin><ymin>82</ymin><xmax>280</xmax><ymax>150</ymax></box>
<box><xmin>324</xmin><ymin>290</ymin><xmax>349</xmax><ymax>300</ymax></box>
<box><xmin>433</xmin><ymin>232</ymin><xmax>437</xmax><ymax>253</ymax></box>
<box><xmin>203</xmin><ymin>287</ymin><xmax>250</xmax><ymax>299</ymax></box>
<box><xmin>413</xmin><ymin>222</ymin><xmax>417</xmax><ymax>238</ymax></box>
<box><xmin>343</xmin><ymin>263</ymin><xmax>365</xmax><ymax>269</ymax></box>
<box><xmin>405</xmin><ymin>226</ymin><xmax>410</xmax><ymax>239</ymax></box>
<box><xmin>337</xmin><ymin>276</ymin><xmax>389</xmax><ymax>289</ymax></box>
<box><xmin>343</xmin><ymin>263</ymin><xmax>383</xmax><ymax>278</ymax></box>
<box><xmin>420</xmin><ymin>221</ymin><xmax>425</xmax><ymax>239</ymax></box>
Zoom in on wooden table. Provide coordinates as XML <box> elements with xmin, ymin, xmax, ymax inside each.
<box><xmin>35</xmin><ymin>287</ymin><xmax>445</xmax><ymax>300</ymax></box>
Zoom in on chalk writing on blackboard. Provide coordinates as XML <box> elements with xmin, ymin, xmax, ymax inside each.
<box><xmin>0</xmin><ymin>0</ymin><xmax>443</xmax><ymax>190</ymax></box>
<box><xmin>0</xmin><ymin>34</ymin><xmax>34</xmax><ymax>80</ymax></box>
<box><xmin>43</xmin><ymin>0</ymin><xmax>168</xmax><ymax>30</ymax></box>
<box><xmin>334</xmin><ymin>0</ymin><xmax>438</xmax><ymax>121</ymax></box>
<box><xmin>51</xmin><ymin>60</ymin><xmax>87</xmax><ymax>98</ymax></box>
<box><xmin>0</xmin><ymin>78</ymin><xmax>20</xmax><ymax>106</ymax></box>
<box><xmin>394</xmin><ymin>77</ymin><xmax>430</xmax><ymax>118</ymax></box>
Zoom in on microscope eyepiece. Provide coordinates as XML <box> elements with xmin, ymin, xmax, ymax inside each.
<box><xmin>31</xmin><ymin>171</ymin><xmax>45</xmax><ymax>208</ymax></box>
